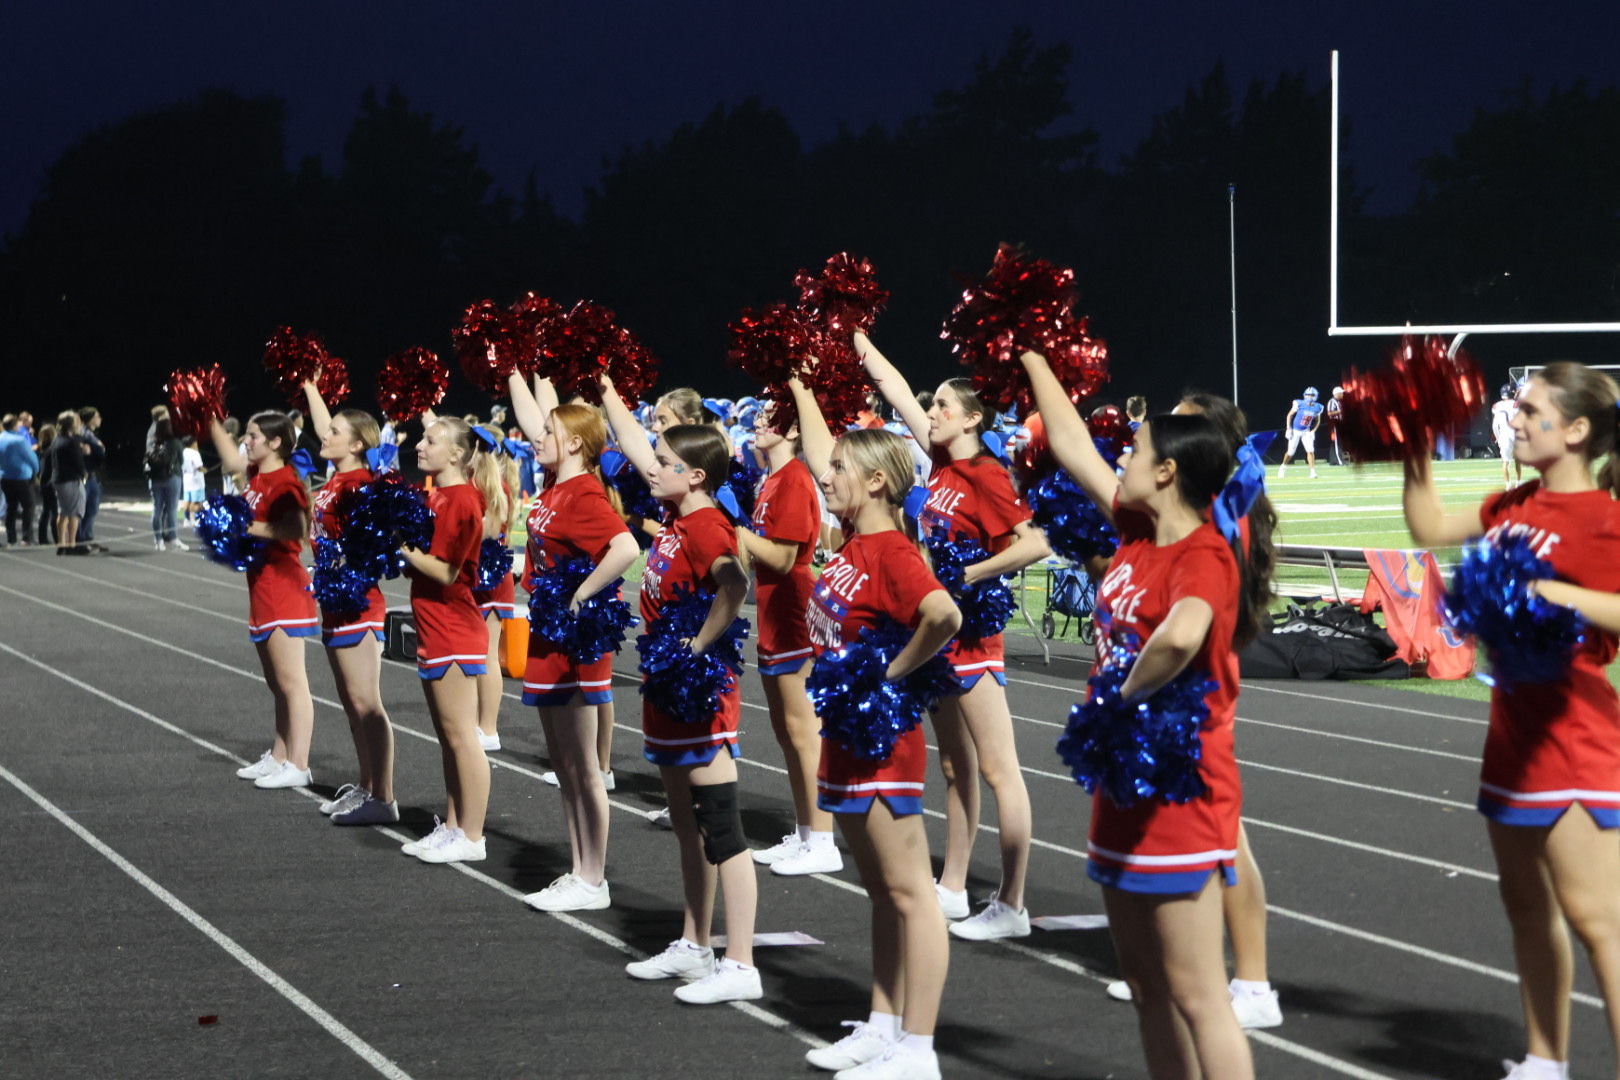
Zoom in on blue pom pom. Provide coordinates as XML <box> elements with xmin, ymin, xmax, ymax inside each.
<box><xmin>1444</xmin><ymin>533</ymin><xmax>1585</xmax><ymax>688</ymax></box>
<box><xmin>925</xmin><ymin>533</ymin><xmax>1017</xmax><ymax>640</ymax></box>
<box><xmin>806</xmin><ymin>620</ymin><xmax>960</xmax><ymax>760</ymax></box>
<box><xmin>311</xmin><ymin>536</ymin><xmax>374</xmax><ymax>614</ymax></box>
<box><xmin>722</xmin><ymin>457</ymin><xmax>763</xmax><ymax>522</ymax></box>
<box><xmin>1026</xmin><ymin>468</ymin><xmax>1118</xmax><ymax>563</ymax></box>
<box><xmin>636</xmin><ymin>585</ymin><xmax>749</xmax><ymax>722</ymax></box>
<box><xmin>194</xmin><ymin>493</ymin><xmax>266</xmax><ymax>572</ymax></box>
<box><xmin>1056</xmin><ymin>643</ymin><xmax>1215</xmax><ymax>807</ymax></box>
<box><xmin>526</xmin><ymin>555</ymin><xmax>638</xmax><ymax>663</ymax></box>
<box><xmin>606</xmin><ymin>462</ymin><xmax>663</xmax><ymax>541</ymax></box>
<box><xmin>475</xmin><ymin>538</ymin><xmax>513</xmax><ymax>592</ymax></box>
<box><xmin>341</xmin><ymin>476</ymin><xmax>434</xmax><ymax>583</ymax></box>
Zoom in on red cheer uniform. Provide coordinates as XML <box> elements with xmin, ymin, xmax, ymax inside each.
<box><xmin>1475</xmin><ymin>482</ymin><xmax>1620</xmax><ymax>828</ymax></box>
<box><xmin>310</xmin><ymin>466</ymin><xmax>387</xmax><ymax>647</ymax></box>
<box><xmin>410</xmin><ymin>483</ymin><xmax>487</xmax><ymax>680</ymax></box>
<box><xmin>244</xmin><ymin>464</ymin><xmax>318</xmax><ymax>643</ymax></box>
<box><xmin>921</xmin><ymin>451</ymin><xmax>1030</xmax><ymax>689</ymax></box>
<box><xmin>521</xmin><ymin>473</ymin><xmax>631</xmax><ymax>707</ymax></box>
<box><xmin>640</xmin><ymin>506</ymin><xmax>742</xmax><ymax>766</ymax></box>
<box><xmin>751</xmin><ymin>458</ymin><xmax>820</xmax><ymax>675</ymax></box>
<box><xmin>471</xmin><ymin>482</ymin><xmax>518</xmax><ymax>621</ymax></box>
<box><xmin>809</xmin><ymin>530</ymin><xmax>947</xmax><ymax>816</ymax></box>
<box><xmin>1086</xmin><ymin>504</ymin><xmax>1242</xmax><ymax>895</ymax></box>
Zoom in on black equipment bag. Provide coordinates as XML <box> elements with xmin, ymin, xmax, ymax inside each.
<box><xmin>1239</xmin><ymin>601</ymin><xmax>1410</xmax><ymax>681</ymax></box>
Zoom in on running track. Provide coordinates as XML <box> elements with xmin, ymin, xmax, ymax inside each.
<box><xmin>0</xmin><ymin>501</ymin><xmax>1607</xmax><ymax>1079</ymax></box>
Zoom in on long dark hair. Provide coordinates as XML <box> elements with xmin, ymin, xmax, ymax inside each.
<box><xmin>1154</xmin><ymin>403</ymin><xmax>1276</xmax><ymax>651</ymax></box>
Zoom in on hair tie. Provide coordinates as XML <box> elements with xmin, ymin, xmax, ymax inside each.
<box><xmin>1212</xmin><ymin>443</ymin><xmax>1268</xmax><ymax>545</ymax></box>
<box><xmin>365</xmin><ymin>443</ymin><xmax>399</xmax><ymax>474</ymax></box>
<box><xmin>503</xmin><ymin>437</ymin><xmax>533</xmax><ymax>461</ymax></box>
<box><xmin>980</xmin><ymin>430</ymin><xmax>1010</xmax><ymax>464</ymax></box>
<box><xmin>471</xmin><ymin>426</ymin><xmax>499</xmax><ymax>455</ymax></box>
<box><xmin>290</xmin><ymin>448</ymin><xmax>318</xmax><ymax>479</ymax></box>
<box><xmin>714</xmin><ymin>485</ymin><xmax>745</xmax><ymax>525</ymax></box>
<box><xmin>901</xmin><ymin>485</ymin><xmax>930</xmax><ymax>530</ymax></box>
<box><xmin>600</xmin><ymin>447</ymin><xmax>628</xmax><ymax>478</ymax></box>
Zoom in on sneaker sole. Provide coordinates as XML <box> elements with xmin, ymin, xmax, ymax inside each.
<box><xmin>772</xmin><ymin>857</ymin><xmax>844</xmax><ymax>876</ymax></box>
<box><xmin>627</xmin><ymin>964</ymin><xmax>715</xmax><ymax>982</ymax></box>
<box><xmin>948</xmin><ymin>925</ymin><xmax>1032</xmax><ymax>941</ymax></box>
<box><xmin>524</xmin><ymin>894</ymin><xmax>611</xmax><ymax>913</ymax></box>
<box><xmin>674</xmin><ymin>988</ymin><xmax>763</xmax><ymax>1005</ymax></box>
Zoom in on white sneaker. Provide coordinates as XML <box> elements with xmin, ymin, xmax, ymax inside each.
<box><xmin>1277</xmin><ymin>465</ymin><xmax>1286</xmax><ymax>478</ymax></box>
<box><xmin>948</xmin><ymin>896</ymin><xmax>1030</xmax><ymax>941</ymax></box>
<box><xmin>154</xmin><ymin>539</ymin><xmax>167</xmax><ymax>551</ymax></box>
<box><xmin>602</xmin><ymin>770</ymin><xmax>616</xmax><ymax>792</ymax></box>
<box><xmin>934</xmin><ymin>880</ymin><xmax>970</xmax><ymax>920</ymax></box>
<box><xmin>806</xmin><ymin>1021</ymin><xmax>893</xmax><ymax>1071</ymax></box>
<box><xmin>253</xmin><ymin>761</ymin><xmax>313</xmax><ymax>789</ymax></box>
<box><xmin>1229</xmin><ymin>982</ymin><xmax>1283</xmax><ymax>1029</ymax></box>
<box><xmin>542</xmin><ymin>770</ymin><xmax>561</xmax><ymax>787</ymax></box>
<box><xmin>1106</xmin><ymin>980</ymin><xmax>1132</xmax><ymax>1002</ymax></box>
<box><xmin>170</xmin><ymin>538</ymin><xmax>189</xmax><ymax>551</ymax></box>
<box><xmin>773</xmin><ymin>841</ymin><xmax>845</xmax><ymax>877</ymax></box>
<box><xmin>401</xmin><ymin>817</ymin><xmax>450</xmax><ymax>856</ymax></box>
<box><xmin>319</xmin><ymin>783</ymin><xmax>366</xmax><ymax>816</ymax></box>
<box><xmin>478</xmin><ymin>730</ymin><xmax>501</xmax><ymax>752</ymax></box>
<box><xmin>646</xmin><ymin>806</ymin><xmax>673</xmax><ymax>829</ymax></box>
<box><xmin>235</xmin><ymin>751</ymin><xmax>277</xmax><ymax>780</ymax></box>
<box><xmin>524</xmin><ymin>873</ymin><xmax>611</xmax><ymax>912</ymax></box>
<box><xmin>834</xmin><ymin>1043</ymin><xmax>941</xmax><ymax>1080</ymax></box>
<box><xmin>673</xmin><ymin>958</ymin><xmax>762</xmax><ymax>1004</ymax></box>
<box><xmin>415</xmin><ymin>827</ymin><xmax>486</xmax><ymax>864</ymax></box>
<box><xmin>1308</xmin><ymin>468</ymin><xmax>1318</xmax><ymax>478</ymax></box>
<box><xmin>752</xmin><ymin>833</ymin><xmax>802</xmax><ymax>865</ymax></box>
<box><xmin>332</xmin><ymin>797</ymin><xmax>399</xmax><ymax>826</ymax></box>
<box><xmin>626</xmin><ymin>938</ymin><xmax>715</xmax><ymax>981</ymax></box>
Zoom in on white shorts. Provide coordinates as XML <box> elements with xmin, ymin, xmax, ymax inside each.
<box><xmin>1286</xmin><ymin>429</ymin><xmax>1316</xmax><ymax>455</ymax></box>
<box><xmin>1496</xmin><ymin>434</ymin><xmax>1513</xmax><ymax>458</ymax></box>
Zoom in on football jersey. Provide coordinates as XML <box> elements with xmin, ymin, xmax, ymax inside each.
<box><xmin>1290</xmin><ymin>400</ymin><xmax>1324</xmax><ymax>430</ymax></box>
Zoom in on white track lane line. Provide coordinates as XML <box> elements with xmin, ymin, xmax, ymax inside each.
<box><xmin>0</xmin><ymin>637</ymin><xmax>827</xmax><ymax>1052</ymax></box>
<box><xmin>0</xmin><ymin>588</ymin><xmax>1531</xmax><ymax>1077</ymax></box>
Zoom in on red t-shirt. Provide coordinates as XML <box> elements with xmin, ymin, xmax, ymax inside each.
<box><xmin>245</xmin><ymin>464</ymin><xmax>307</xmax><ymax>566</ymax></box>
<box><xmin>640</xmin><ymin>506</ymin><xmax>738</xmax><ymax>625</ymax></box>
<box><xmin>1476</xmin><ymin>482</ymin><xmax>1620</xmax><ymax>804</ymax></box>
<box><xmin>752</xmin><ymin>458</ymin><xmax>820</xmax><ymax>666</ymax></box>
<box><xmin>920</xmin><ymin>451</ymin><xmax>1029</xmax><ymax>553</ymax></box>
<box><xmin>243</xmin><ymin>464</ymin><xmax>317</xmax><ymax>635</ymax></box>
<box><xmin>310</xmin><ymin>466</ymin><xmax>371</xmax><ymax>542</ymax></box>
<box><xmin>524</xmin><ymin>473</ymin><xmax>631</xmax><ymax>584</ymax></box>
<box><xmin>410</xmin><ymin>482</ymin><xmax>487</xmax><ymax>666</ymax></box>
<box><xmin>808</xmin><ymin>530</ymin><xmax>944</xmax><ymax>654</ymax></box>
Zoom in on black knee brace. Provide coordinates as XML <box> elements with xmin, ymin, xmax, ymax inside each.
<box><xmin>691</xmin><ymin>782</ymin><xmax>745</xmax><ymax>865</ymax></box>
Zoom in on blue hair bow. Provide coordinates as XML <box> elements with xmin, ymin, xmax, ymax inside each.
<box><xmin>601</xmin><ymin>447</ymin><xmax>628</xmax><ymax>478</ymax></box>
<box><xmin>1212</xmin><ymin>435</ymin><xmax>1272</xmax><ymax>545</ymax></box>
<box><xmin>902</xmin><ymin>485</ymin><xmax>930</xmax><ymax>530</ymax></box>
<box><xmin>472</xmin><ymin>426</ymin><xmax>500</xmax><ymax>455</ymax></box>
<box><xmin>290</xmin><ymin>448</ymin><xmax>318</xmax><ymax>478</ymax></box>
<box><xmin>503</xmin><ymin>438</ymin><xmax>533</xmax><ymax>463</ymax></box>
<box><xmin>703</xmin><ymin>398</ymin><xmax>729</xmax><ymax>421</ymax></box>
<box><xmin>365</xmin><ymin>443</ymin><xmax>399</xmax><ymax>474</ymax></box>
<box><xmin>981</xmin><ymin>430</ymin><xmax>1009</xmax><ymax>464</ymax></box>
<box><xmin>715</xmin><ymin>485</ymin><xmax>745</xmax><ymax>525</ymax></box>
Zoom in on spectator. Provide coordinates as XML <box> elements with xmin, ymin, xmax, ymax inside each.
<box><xmin>144</xmin><ymin>414</ymin><xmax>186</xmax><ymax>550</ymax></box>
<box><xmin>34</xmin><ymin>422</ymin><xmax>59</xmax><ymax>545</ymax></box>
<box><xmin>47</xmin><ymin>410</ymin><xmax>90</xmax><ymax>555</ymax></box>
<box><xmin>17</xmin><ymin>410</ymin><xmax>37</xmax><ymax>449</ymax></box>
<box><xmin>1</xmin><ymin>414</ymin><xmax>40</xmax><ymax>545</ymax></box>
<box><xmin>219</xmin><ymin>417</ymin><xmax>244</xmax><ymax>494</ymax></box>
<box><xmin>181</xmin><ymin>435</ymin><xmax>206</xmax><ymax>525</ymax></box>
<box><xmin>1126</xmin><ymin>395</ymin><xmax>1148</xmax><ymax>432</ymax></box>
<box><xmin>288</xmin><ymin>407</ymin><xmax>322</xmax><ymax>460</ymax></box>
<box><xmin>78</xmin><ymin>407</ymin><xmax>107</xmax><ymax>548</ymax></box>
<box><xmin>145</xmin><ymin>405</ymin><xmax>169</xmax><ymax>453</ymax></box>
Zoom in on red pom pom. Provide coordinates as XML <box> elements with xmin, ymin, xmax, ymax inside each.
<box><xmin>510</xmin><ymin>292</ymin><xmax>566</xmax><ymax>374</ymax></box>
<box><xmin>315</xmin><ymin>354</ymin><xmax>350</xmax><ymax>405</ymax></box>
<box><xmin>728</xmin><ymin>304</ymin><xmax>815</xmax><ymax>425</ymax></box>
<box><xmin>536</xmin><ymin>300</ymin><xmax>659</xmax><ymax>405</ymax></box>
<box><xmin>453</xmin><ymin>299</ymin><xmax>539</xmax><ymax>397</ymax></box>
<box><xmin>263</xmin><ymin>326</ymin><xmax>335</xmax><ymax>405</ymax></box>
<box><xmin>166</xmin><ymin>365</ymin><xmax>228</xmax><ymax>438</ymax></box>
<box><xmin>1338</xmin><ymin>336</ymin><xmax>1488</xmax><ymax>462</ymax></box>
<box><xmin>1087</xmin><ymin>404</ymin><xmax>1134</xmax><ymax>454</ymax></box>
<box><xmin>795</xmin><ymin>252</ymin><xmax>890</xmax><ymax>341</ymax></box>
<box><xmin>941</xmin><ymin>243</ymin><xmax>1110</xmax><ymax>416</ymax></box>
<box><xmin>801</xmin><ymin>334</ymin><xmax>873</xmax><ymax>428</ymax></box>
<box><xmin>376</xmin><ymin>347</ymin><xmax>450</xmax><ymax>423</ymax></box>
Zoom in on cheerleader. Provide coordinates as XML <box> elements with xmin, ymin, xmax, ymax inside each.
<box><xmin>1021</xmin><ymin>349</ymin><xmax>1265</xmax><ymax>1080</ymax></box>
<box><xmin>468</xmin><ymin>424</ymin><xmax>523</xmax><ymax>754</ymax></box>
<box><xmin>599</xmin><ymin>371</ymin><xmax>761</xmax><ymax>1005</ymax></box>
<box><xmin>507</xmin><ymin>372</ymin><xmax>640</xmax><ymax>911</ymax></box>
<box><xmin>858</xmin><ymin>331</ymin><xmax>1049</xmax><ymax>939</ymax></box>
<box><xmin>209</xmin><ymin>412</ymin><xmax>320</xmax><ymax>789</ymax></box>
<box><xmin>300</xmin><ymin>378</ymin><xmax>397</xmax><ymax>824</ymax></box>
<box><xmin>398</xmin><ymin>416</ymin><xmax>491</xmax><ymax>865</ymax></box>
<box><xmin>737</xmin><ymin>403</ymin><xmax>842</xmax><ymax>876</ymax></box>
<box><xmin>1404</xmin><ymin>363</ymin><xmax>1620</xmax><ymax>1080</ymax></box>
<box><xmin>789</xmin><ymin>376</ymin><xmax>961</xmax><ymax>1080</ymax></box>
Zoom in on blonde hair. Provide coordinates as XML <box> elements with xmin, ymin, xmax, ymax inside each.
<box><xmin>468</xmin><ymin>423</ymin><xmax>512</xmax><ymax>536</ymax></box>
<box><xmin>553</xmin><ymin>403</ymin><xmax>623</xmax><ymax>515</ymax></box>
<box><xmin>839</xmin><ymin>427</ymin><xmax>923</xmax><ymax>550</ymax></box>
<box><xmin>337</xmin><ymin>408</ymin><xmax>381</xmax><ymax>454</ymax></box>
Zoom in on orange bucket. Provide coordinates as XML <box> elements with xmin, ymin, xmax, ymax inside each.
<box><xmin>500</xmin><ymin>612</ymin><xmax>529</xmax><ymax>678</ymax></box>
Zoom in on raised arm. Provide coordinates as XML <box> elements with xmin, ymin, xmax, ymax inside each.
<box><xmin>1402</xmin><ymin>454</ymin><xmax>1483</xmax><ymax>547</ymax></box>
<box><xmin>507</xmin><ymin>371</ymin><xmax>547</xmax><ymax>443</ymax></box>
<box><xmin>302</xmin><ymin>376</ymin><xmax>332</xmax><ymax>442</ymax></box>
<box><xmin>1018</xmin><ymin>349</ymin><xmax>1120</xmax><ymax>521</ymax></box>
<box><xmin>209</xmin><ymin>417</ymin><xmax>247</xmax><ymax>484</ymax></box>
<box><xmin>535</xmin><ymin>373</ymin><xmax>560</xmax><ymax>417</ymax></box>
<box><xmin>598</xmin><ymin>375</ymin><xmax>657</xmax><ymax>478</ymax></box>
<box><xmin>853</xmin><ymin>331</ymin><xmax>932</xmax><ymax>453</ymax></box>
<box><xmin>787</xmin><ymin>375</ymin><xmax>835</xmax><ymax>479</ymax></box>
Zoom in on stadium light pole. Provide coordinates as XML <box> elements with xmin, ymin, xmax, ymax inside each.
<box><xmin>1229</xmin><ymin>183</ymin><xmax>1239</xmax><ymax>405</ymax></box>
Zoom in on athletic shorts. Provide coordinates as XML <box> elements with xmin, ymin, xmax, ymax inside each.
<box><xmin>1285</xmin><ymin>429</ymin><xmax>1316</xmax><ymax>455</ymax></box>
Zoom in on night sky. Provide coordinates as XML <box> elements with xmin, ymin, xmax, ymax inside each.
<box><xmin>5</xmin><ymin>0</ymin><xmax>1618</xmax><ymax>240</ymax></box>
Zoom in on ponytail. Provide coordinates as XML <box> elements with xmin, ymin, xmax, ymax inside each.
<box><xmin>469</xmin><ymin>425</ymin><xmax>509</xmax><ymax>537</ymax></box>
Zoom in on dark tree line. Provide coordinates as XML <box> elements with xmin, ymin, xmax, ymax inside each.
<box><xmin>3</xmin><ymin>29</ymin><xmax>1617</xmax><ymax>460</ymax></box>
